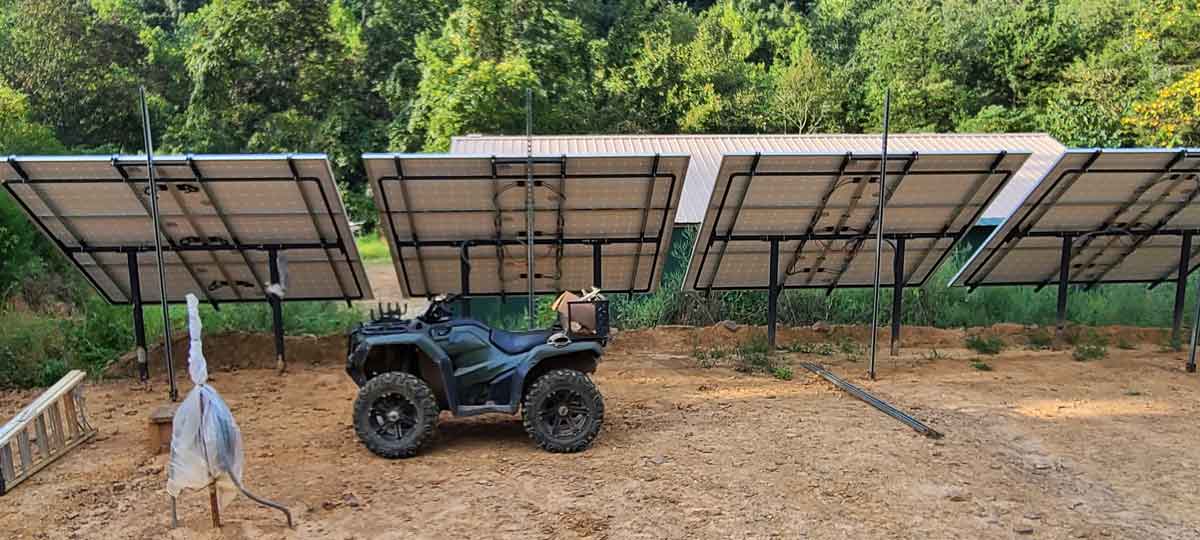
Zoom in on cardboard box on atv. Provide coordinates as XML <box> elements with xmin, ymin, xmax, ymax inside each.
<box><xmin>345</xmin><ymin>293</ymin><xmax>609</xmax><ymax>458</ymax></box>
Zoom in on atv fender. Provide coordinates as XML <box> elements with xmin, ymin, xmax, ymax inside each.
<box><xmin>350</xmin><ymin>333</ymin><xmax>461</xmax><ymax>410</ymax></box>
<box><xmin>510</xmin><ymin>341</ymin><xmax>603</xmax><ymax>403</ymax></box>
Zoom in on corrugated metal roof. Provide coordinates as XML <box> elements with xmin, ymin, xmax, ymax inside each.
<box><xmin>450</xmin><ymin>133</ymin><xmax>1065</xmax><ymax>224</ymax></box>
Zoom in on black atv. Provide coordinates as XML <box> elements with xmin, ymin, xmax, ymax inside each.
<box><xmin>345</xmin><ymin>294</ymin><xmax>609</xmax><ymax>458</ymax></box>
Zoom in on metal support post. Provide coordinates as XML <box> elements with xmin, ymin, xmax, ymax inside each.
<box><xmin>524</xmin><ymin>88</ymin><xmax>536</xmax><ymax>329</ymax></box>
<box><xmin>592</xmin><ymin>243</ymin><xmax>603</xmax><ymax>288</ymax></box>
<box><xmin>128</xmin><ymin>251</ymin><xmax>149</xmax><ymax>382</ymax></box>
<box><xmin>1172</xmin><ymin>233</ymin><xmax>1191</xmax><ymax>349</ymax></box>
<box><xmin>890</xmin><ymin>237</ymin><xmax>905</xmax><ymax>356</ymax></box>
<box><xmin>767</xmin><ymin>239</ymin><xmax>780</xmax><ymax>349</ymax></box>
<box><xmin>268</xmin><ymin>250</ymin><xmax>285</xmax><ymax>373</ymax></box>
<box><xmin>460</xmin><ymin>244</ymin><xmax>472</xmax><ymax>318</ymax></box>
<box><xmin>1056</xmin><ymin>235</ymin><xmax>1072</xmax><ymax>335</ymax></box>
<box><xmin>1189</xmin><ymin>279</ymin><xmax>1200</xmax><ymax>372</ymax></box>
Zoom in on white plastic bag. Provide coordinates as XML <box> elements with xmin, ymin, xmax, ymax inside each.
<box><xmin>166</xmin><ymin>294</ymin><xmax>245</xmax><ymax>508</ymax></box>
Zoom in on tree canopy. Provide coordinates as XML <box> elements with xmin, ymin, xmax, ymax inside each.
<box><xmin>1</xmin><ymin>0</ymin><xmax>1198</xmax><ymax>210</ymax></box>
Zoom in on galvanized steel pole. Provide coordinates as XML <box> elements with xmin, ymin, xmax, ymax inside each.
<box><xmin>525</xmin><ymin>88</ymin><xmax>536</xmax><ymax>329</ymax></box>
<box><xmin>868</xmin><ymin>89</ymin><xmax>891</xmax><ymax>381</ymax></box>
<box><xmin>139</xmin><ymin>86</ymin><xmax>177</xmax><ymax>401</ymax></box>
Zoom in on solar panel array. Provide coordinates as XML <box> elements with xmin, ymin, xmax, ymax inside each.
<box><xmin>364</xmin><ymin>153</ymin><xmax>689</xmax><ymax>297</ymax></box>
<box><xmin>684</xmin><ymin>151</ymin><xmax>1030</xmax><ymax>291</ymax></box>
<box><xmin>953</xmin><ymin>149</ymin><xmax>1200</xmax><ymax>288</ymax></box>
<box><xmin>0</xmin><ymin>154</ymin><xmax>371</xmax><ymax>304</ymax></box>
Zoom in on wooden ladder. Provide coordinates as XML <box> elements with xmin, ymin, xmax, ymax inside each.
<box><xmin>0</xmin><ymin>370</ymin><xmax>97</xmax><ymax>495</ymax></box>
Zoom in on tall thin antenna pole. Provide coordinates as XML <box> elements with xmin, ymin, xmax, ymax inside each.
<box><xmin>868</xmin><ymin>89</ymin><xmax>891</xmax><ymax>381</ymax></box>
<box><xmin>524</xmin><ymin>88</ymin><xmax>536</xmax><ymax>329</ymax></box>
<box><xmin>139</xmin><ymin>86</ymin><xmax>177</xmax><ymax>401</ymax></box>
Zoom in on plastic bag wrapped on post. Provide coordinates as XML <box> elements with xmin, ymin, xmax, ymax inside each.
<box><xmin>166</xmin><ymin>294</ymin><xmax>245</xmax><ymax>509</ymax></box>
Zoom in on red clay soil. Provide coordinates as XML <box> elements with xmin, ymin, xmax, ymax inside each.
<box><xmin>2</xmin><ymin>324</ymin><xmax>1198</xmax><ymax>539</ymax></box>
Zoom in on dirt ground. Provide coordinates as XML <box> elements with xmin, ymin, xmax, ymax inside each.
<box><xmin>2</xmin><ymin>323</ymin><xmax>1199</xmax><ymax>539</ymax></box>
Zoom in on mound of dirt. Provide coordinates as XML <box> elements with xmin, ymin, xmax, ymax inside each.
<box><xmin>104</xmin><ymin>332</ymin><xmax>345</xmax><ymax>378</ymax></box>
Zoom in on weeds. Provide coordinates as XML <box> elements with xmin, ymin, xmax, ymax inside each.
<box><xmin>692</xmin><ymin>347</ymin><xmax>728</xmax><ymax>368</ymax></box>
<box><xmin>1073</xmin><ymin>343</ymin><xmax>1108</xmax><ymax>362</ymax></box>
<box><xmin>733</xmin><ymin>333</ymin><xmax>774</xmax><ymax>374</ymax></box>
<box><xmin>0</xmin><ymin>298</ymin><xmax>363</xmax><ymax>389</ymax></box>
<box><xmin>784</xmin><ymin>340</ymin><xmax>834</xmax><ymax>356</ymax></box>
<box><xmin>965</xmin><ymin>335</ymin><xmax>1004</xmax><ymax>355</ymax></box>
<box><xmin>772</xmin><ymin>366</ymin><xmax>794</xmax><ymax>381</ymax></box>
<box><xmin>836</xmin><ymin>337</ymin><xmax>863</xmax><ymax>358</ymax></box>
<box><xmin>1026</xmin><ymin>328</ymin><xmax>1053</xmax><ymax>350</ymax></box>
<box><xmin>970</xmin><ymin>360</ymin><xmax>993</xmax><ymax>371</ymax></box>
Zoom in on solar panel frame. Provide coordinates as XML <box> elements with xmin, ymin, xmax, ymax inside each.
<box><xmin>364</xmin><ymin>153</ymin><xmax>689</xmax><ymax>298</ymax></box>
<box><xmin>951</xmin><ymin>148</ymin><xmax>1200</xmax><ymax>289</ymax></box>
<box><xmin>684</xmin><ymin>151</ymin><xmax>1031</xmax><ymax>292</ymax></box>
<box><xmin>0</xmin><ymin>153</ymin><xmax>372</xmax><ymax>305</ymax></box>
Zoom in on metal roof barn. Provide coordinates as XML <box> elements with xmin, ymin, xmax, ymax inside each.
<box><xmin>450</xmin><ymin>133</ymin><xmax>1065</xmax><ymax>226</ymax></box>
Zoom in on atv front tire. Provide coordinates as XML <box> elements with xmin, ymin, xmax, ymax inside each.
<box><xmin>522</xmin><ymin>369</ymin><xmax>604</xmax><ymax>453</ymax></box>
<box><xmin>353</xmin><ymin>372</ymin><xmax>439</xmax><ymax>458</ymax></box>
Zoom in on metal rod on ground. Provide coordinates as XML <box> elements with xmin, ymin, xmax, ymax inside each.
<box><xmin>767</xmin><ymin>239</ymin><xmax>780</xmax><ymax>349</ymax></box>
<box><xmin>1056</xmin><ymin>235</ymin><xmax>1072</xmax><ymax>336</ymax></box>
<box><xmin>128</xmin><ymin>251</ymin><xmax>149</xmax><ymax>382</ymax></box>
<box><xmin>229</xmin><ymin>474</ymin><xmax>294</xmax><ymax>528</ymax></box>
<box><xmin>890</xmin><ymin>237</ymin><xmax>905</xmax><ymax>356</ymax></box>
<box><xmin>268</xmin><ymin>250</ymin><xmax>285</xmax><ymax>373</ymax></box>
<box><xmin>139</xmin><ymin>86</ymin><xmax>177</xmax><ymax>402</ymax></box>
<box><xmin>868</xmin><ymin>89</ymin><xmax>891</xmax><ymax>380</ymax></box>
<box><xmin>525</xmin><ymin>88</ymin><xmax>536</xmax><ymax>330</ymax></box>
<box><xmin>798</xmin><ymin>362</ymin><xmax>942</xmax><ymax>439</ymax></box>
<box><xmin>1173</xmin><ymin>233</ymin><xmax>1191</xmax><ymax>350</ymax></box>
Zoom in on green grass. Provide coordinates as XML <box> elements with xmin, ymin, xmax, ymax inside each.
<box><xmin>965</xmin><ymin>335</ymin><xmax>1004</xmax><ymax>355</ymax></box>
<box><xmin>772</xmin><ymin>365</ymin><xmax>794</xmax><ymax>381</ymax></box>
<box><xmin>355</xmin><ymin>232</ymin><xmax>391</xmax><ymax>263</ymax></box>
<box><xmin>614</xmin><ymin>236</ymin><xmax>1200</xmax><ymax>331</ymax></box>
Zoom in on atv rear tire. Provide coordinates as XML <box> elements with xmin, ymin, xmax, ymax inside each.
<box><xmin>522</xmin><ymin>369</ymin><xmax>604</xmax><ymax>453</ymax></box>
<box><xmin>353</xmin><ymin>372</ymin><xmax>439</xmax><ymax>458</ymax></box>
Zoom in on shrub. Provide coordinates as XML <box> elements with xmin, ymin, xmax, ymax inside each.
<box><xmin>772</xmin><ymin>365</ymin><xmax>794</xmax><ymax>380</ymax></box>
<box><xmin>965</xmin><ymin>335</ymin><xmax>1004</xmax><ymax>355</ymax></box>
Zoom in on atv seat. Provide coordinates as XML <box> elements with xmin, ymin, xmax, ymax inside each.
<box><xmin>490</xmin><ymin>329</ymin><xmax>555</xmax><ymax>355</ymax></box>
